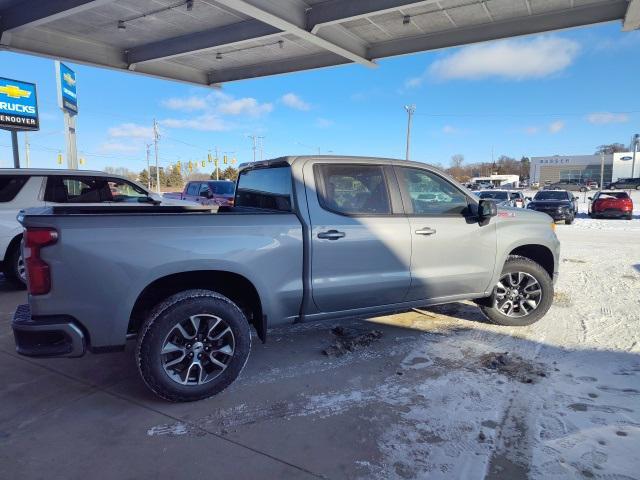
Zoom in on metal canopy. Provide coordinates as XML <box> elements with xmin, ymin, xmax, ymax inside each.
<box><xmin>0</xmin><ymin>0</ymin><xmax>636</xmax><ymax>86</ymax></box>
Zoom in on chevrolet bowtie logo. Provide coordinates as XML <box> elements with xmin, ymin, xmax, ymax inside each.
<box><xmin>63</xmin><ymin>72</ymin><xmax>76</xmax><ymax>86</ymax></box>
<box><xmin>0</xmin><ymin>84</ymin><xmax>31</xmax><ymax>99</ymax></box>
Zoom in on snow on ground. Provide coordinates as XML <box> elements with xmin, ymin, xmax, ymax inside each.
<box><xmin>362</xmin><ymin>193</ymin><xmax>640</xmax><ymax>479</ymax></box>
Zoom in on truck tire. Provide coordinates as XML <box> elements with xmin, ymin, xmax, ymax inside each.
<box><xmin>136</xmin><ymin>289</ymin><xmax>251</xmax><ymax>402</ymax></box>
<box><xmin>479</xmin><ymin>256</ymin><xmax>553</xmax><ymax>327</ymax></box>
<box><xmin>2</xmin><ymin>242</ymin><xmax>26</xmax><ymax>289</ymax></box>
<box><xmin>565</xmin><ymin>214</ymin><xmax>574</xmax><ymax>225</ymax></box>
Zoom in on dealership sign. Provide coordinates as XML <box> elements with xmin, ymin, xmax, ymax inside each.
<box><xmin>56</xmin><ymin>61</ymin><xmax>78</xmax><ymax>113</ymax></box>
<box><xmin>620</xmin><ymin>156</ymin><xmax>633</xmax><ymax>161</ymax></box>
<box><xmin>0</xmin><ymin>77</ymin><xmax>39</xmax><ymax>131</ymax></box>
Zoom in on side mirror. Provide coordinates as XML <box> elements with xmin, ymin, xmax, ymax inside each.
<box><xmin>588</xmin><ymin>197</ymin><xmax>593</xmax><ymax>200</ymax></box>
<box><xmin>478</xmin><ymin>199</ymin><xmax>497</xmax><ymax>221</ymax></box>
<box><xmin>526</xmin><ymin>196</ymin><xmax>532</xmax><ymax>201</ymax></box>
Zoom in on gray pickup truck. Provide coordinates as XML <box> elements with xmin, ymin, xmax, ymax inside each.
<box><xmin>12</xmin><ymin>156</ymin><xmax>560</xmax><ymax>402</ymax></box>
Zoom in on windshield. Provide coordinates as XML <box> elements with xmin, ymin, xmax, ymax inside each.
<box><xmin>479</xmin><ymin>191</ymin><xmax>508</xmax><ymax>200</ymax></box>
<box><xmin>209</xmin><ymin>181</ymin><xmax>235</xmax><ymax>195</ymax></box>
<box><xmin>534</xmin><ymin>191</ymin><xmax>568</xmax><ymax>201</ymax></box>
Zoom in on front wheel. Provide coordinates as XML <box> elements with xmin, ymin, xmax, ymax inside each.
<box><xmin>565</xmin><ymin>215</ymin><xmax>574</xmax><ymax>225</ymax></box>
<box><xmin>479</xmin><ymin>256</ymin><xmax>554</xmax><ymax>326</ymax></box>
<box><xmin>136</xmin><ymin>289</ymin><xmax>251</xmax><ymax>402</ymax></box>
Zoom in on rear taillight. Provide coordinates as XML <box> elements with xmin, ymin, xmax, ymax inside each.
<box><xmin>24</xmin><ymin>228</ymin><xmax>58</xmax><ymax>295</ymax></box>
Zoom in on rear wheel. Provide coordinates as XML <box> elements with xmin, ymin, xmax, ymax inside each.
<box><xmin>479</xmin><ymin>256</ymin><xmax>553</xmax><ymax>326</ymax></box>
<box><xmin>136</xmin><ymin>289</ymin><xmax>251</xmax><ymax>402</ymax></box>
<box><xmin>565</xmin><ymin>214</ymin><xmax>574</xmax><ymax>225</ymax></box>
<box><xmin>2</xmin><ymin>242</ymin><xmax>26</xmax><ymax>289</ymax></box>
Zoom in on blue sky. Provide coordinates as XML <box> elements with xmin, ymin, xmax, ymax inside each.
<box><xmin>1</xmin><ymin>21</ymin><xmax>639</xmax><ymax>172</ymax></box>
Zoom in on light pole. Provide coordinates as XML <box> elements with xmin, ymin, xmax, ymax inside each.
<box><xmin>404</xmin><ymin>104</ymin><xmax>416</xmax><ymax>161</ymax></box>
<box><xmin>632</xmin><ymin>133</ymin><xmax>639</xmax><ymax>179</ymax></box>
<box><xmin>153</xmin><ymin>119</ymin><xmax>160</xmax><ymax>194</ymax></box>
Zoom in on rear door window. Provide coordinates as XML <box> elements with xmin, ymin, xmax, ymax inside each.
<box><xmin>235</xmin><ymin>166</ymin><xmax>292</xmax><ymax>211</ymax></box>
<box><xmin>45</xmin><ymin>176</ymin><xmax>109</xmax><ymax>203</ymax></box>
<box><xmin>45</xmin><ymin>176</ymin><xmax>149</xmax><ymax>203</ymax></box>
<box><xmin>315</xmin><ymin>164</ymin><xmax>391</xmax><ymax>215</ymax></box>
<box><xmin>0</xmin><ymin>176</ymin><xmax>29</xmax><ymax>202</ymax></box>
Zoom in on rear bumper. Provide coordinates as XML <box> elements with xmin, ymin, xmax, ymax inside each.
<box><xmin>12</xmin><ymin>304</ymin><xmax>86</xmax><ymax>358</ymax></box>
<box><xmin>592</xmin><ymin>209</ymin><xmax>631</xmax><ymax>218</ymax></box>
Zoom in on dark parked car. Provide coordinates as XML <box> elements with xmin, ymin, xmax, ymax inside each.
<box><xmin>164</xmin><ymin>180</ymin><xmax>235</xmax><ymax>206</ymax></box>
<box><xmin>609</xmin><ymin>178</ymin><xmax>640</xmax><ymax>190</ymax></box>
<box><xmin>589</xmin><ymin>191</ymin><xmax>633</xmax><ymax>219</ymax></box>
<box><xmin>545</xmin><ymin>180</ymin><xmax>588</xmax><ymax>192</ymax></box>
<box><xmin>527</xmin><ymin>190</ymin><xmax>577</xmax><ymax>224</ymax></box>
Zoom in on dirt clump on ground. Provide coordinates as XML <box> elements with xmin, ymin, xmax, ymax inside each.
<box><xmin>322</xmin><ymin>326</ymin><xmax>383</xmax><ymax>357</ymax></box>
<box><xmin>479</xmin><ymin>352</ymin><xmax>547</xmax><ymax>384</ymax></box>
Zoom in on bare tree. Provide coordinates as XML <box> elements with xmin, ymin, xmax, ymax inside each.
<box><xmin>450</xmin><ymin>154</ymin><xmax>464</xmax><ymax>169</ymax></box>
<box><xmin>595</xmin><ymin>143</ymin><xmax>626</xmax><ymax>155</ymax></box>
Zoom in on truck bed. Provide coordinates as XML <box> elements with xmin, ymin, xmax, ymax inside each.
<box><xmin>19</xmin><ymin>205</ymin><xmax>304</xmax><ymax>348</ymax></box>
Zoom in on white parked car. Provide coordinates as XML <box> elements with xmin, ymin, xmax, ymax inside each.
<box><xmin>477</xmin><ymin>189</ymin><xmax>526</xmax><ymax>208</ymax></box>
<box><xmin>0</xmin><ymin>169</ymin><xmax>195</xmax><ymax>287</ymax></box>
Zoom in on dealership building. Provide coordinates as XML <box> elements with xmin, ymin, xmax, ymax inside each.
<box><xmin>529</xmin><ymin>153</ymin><xmax>636</xmax><ymax>184</ymax></box>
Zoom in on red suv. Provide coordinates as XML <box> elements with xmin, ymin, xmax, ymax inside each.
<box><xmin>589</xmin><ymin>191</ymin><xmax>633</xmax><ymax>220</ymax></box>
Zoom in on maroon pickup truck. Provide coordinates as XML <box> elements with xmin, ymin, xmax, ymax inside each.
<box><xmin>164</xmin><ymin>180</ymin><xmax>235</xmax><ymax>206</ymax></box>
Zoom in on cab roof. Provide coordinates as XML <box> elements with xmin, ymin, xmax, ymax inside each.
<box><xmin>0</xmin><ymin>168</ymin><xmax>114</xmax><ymax>177</ymax></box>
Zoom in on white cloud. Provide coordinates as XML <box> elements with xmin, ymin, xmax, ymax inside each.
<box><xmin>99</xmin><ymin>142</ymin><xmax>142</xmax><ymax>153</ymax></box>
<box><xmin>420</xmin><ymin>36</ymin><xmax>579</xmax><ymax>83</ymax></box>
<box><xmin>161</xmin><ymin>96</ymin><xmax>207</xmax><ymax>111</ymax></box>
<box><xmin>108</xmin><ymin>123</ymin><xmax>154</xmax><ymax>139</ymax></box>
<box><xmin>159</xmin><ymin>92</ymin><xmax>272</xmax><ymax>126</ymax></box>
<box><xmin>442</xmin><ymin>125</ymin><xmax>458</xmax><ymax>134</ymax></box>
<box><xmin>281</xmin><ymin>93</ymin><xmax>311</xmax><ymax>111</ymax></box>
<box><xmin>160</xmin><ymin>114</ymin><xmax>230</xmax><ymax>132</ymax></box>
<box><xmin>218</xmin><ymin>97</ymin><xmax>273</xmax><ymax>117</ymax></box>
<box><xmin>586</xmin><ymin>112</ymin><xmax>629</xmax><ymax>125</ymax></box>
<box><xmin>524</xmin><ymin>126</ymin><xmax>540</xmax><ymax>135</ymax></box>
<box><xmin>315</xmin><ymin>118</ymin><xmax>334</xmax><ymax>128</ymax></box>
<box><xmin>549</xmin><ymin>120</ymin><xmax>565</xmax><ymax>134</ymax></box>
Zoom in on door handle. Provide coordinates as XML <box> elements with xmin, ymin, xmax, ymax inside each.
<box><xmin>415</xmin><ymin>227</ymin><xmax>436</xmax><ymax>236</ymax></box>
<box><xmin>317</xmin><ymin>230</ymin><xmax>346</xmax><ymax>240</ymax></box>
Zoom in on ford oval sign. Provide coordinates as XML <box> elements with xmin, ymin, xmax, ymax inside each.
<box><xmin>620</xmin><ymin>156</ymin><xmax>633</xmax><ymax>161</ymax></box>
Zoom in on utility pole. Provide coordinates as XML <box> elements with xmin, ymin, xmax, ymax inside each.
<box><xmin>24</xmin><ymin>132</ymin><xmax>31</xmax><ymax>168</ymax></box>
<box><xmin>404</xmin><ymin>105</ymin><xmax>416</xmax><ymax>161</ymax></box>
<box><xmin>600</xmin><ymin>153</ymin><xmax>605</xmax><ymax>190</ymax></box>
<box><xmin>145</xmin><ymin>143</ymin><xmax>151</xmax><ymax>189</ymax></box>
<box><xmin>258</xmin><ymin>136</ymin><xmax>264</xmax><ymax>161</ymax></box>
<box><xmin>215</xmin><ymin>147</ymin><xmax>220</xmax><ymax>180</ymax></box>
<box><xmin>248</xmin><ymin>135</ymin><xmax>257</xmax><ymax>162</ymax></box>
<box><xmin>153</xmin><ymin>119</ymin><xmax>160</xmax><ymax>194</ymax></box>
<box><xmin>632</xmin><ymin>133</ymin><xmax>639</xmax><ymax>179</ymax></box>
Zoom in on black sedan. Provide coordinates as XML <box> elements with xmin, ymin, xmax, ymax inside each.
<box><xmin>526</xmin><ymin>190</ymin><xmax>577</xmax><ymax>224</ymax></box>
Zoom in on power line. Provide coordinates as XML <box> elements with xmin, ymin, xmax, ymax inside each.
<box><xmin>413</xmin><ymin>109</ymin><xmax>640</xmax><ymax>118</ymax></box>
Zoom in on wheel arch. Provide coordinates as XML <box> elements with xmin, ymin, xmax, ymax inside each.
<box><xmin>3</xmin><ymin>233</ymin><xmax>22</xmax><ymax>262</ymax></box>
<box><xmin>508</xmin><ymin>244</ymin><xmax>555</xmax><ymax>278</ymax></box>
<box><xmin>128</xmin><ymin>270</ymin><xmax>266</xmax><ymax>342</ymax></box>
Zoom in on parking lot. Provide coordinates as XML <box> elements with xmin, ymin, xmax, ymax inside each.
<box><xmin>0</xmin><ymin>191</ymin><xmax>638</xmax><ymax>479</ymax></box>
